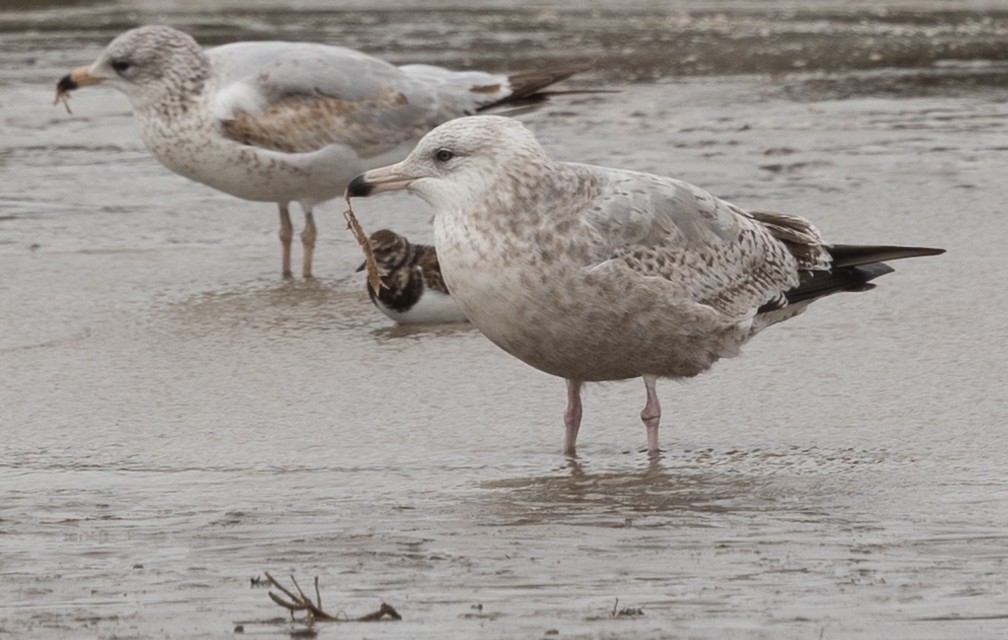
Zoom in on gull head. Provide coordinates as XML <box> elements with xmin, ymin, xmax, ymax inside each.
<box><xmin>345</xmin><ymin>115</ymin><xmax>551</xmax><ymax>209</ymax></box>
<box><xmin>56</xmin><ymin>25</ymin><xmax>209</xmax><ymax>112</ymax></box>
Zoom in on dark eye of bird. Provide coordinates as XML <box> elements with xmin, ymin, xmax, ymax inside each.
<box><xmin>434</xmin><ymin>149</ymin><xmax>454</xmax><ymax>162</ymax></box>
<box><xmin>111</xmin><ymin>60</ymin><xmax>132</xmax><ymax>74</ymax></box>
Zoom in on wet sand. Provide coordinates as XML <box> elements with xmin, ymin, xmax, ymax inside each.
<box><xmin>3</xmin><ymin>1</ymin><xmax>1008</xmax><ymax>638</ymax></box>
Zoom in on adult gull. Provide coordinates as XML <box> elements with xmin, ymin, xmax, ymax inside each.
<box><xmin>346</xmin><ymin>115</ymin><xmax>945</xmax><ymax>456</ymax></box>
<box><xmin>55</xmin><ymin>25</ymin><xmax>588</xmax><ymax>278</ymax></box>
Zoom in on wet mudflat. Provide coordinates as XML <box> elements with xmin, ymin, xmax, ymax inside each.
<box><xmin>2</xmin><ymin>1</ymin><xmax>1008</xmax><ymax>638</ymax></box>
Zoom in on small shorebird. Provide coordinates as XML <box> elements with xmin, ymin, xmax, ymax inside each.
<box><xmin>55</xmin><ymin>25</ymin><xmax>589</xmax><ymax>278</ymax></box>
<box><xmin>347</xmin><ymin>115</ymin><xmax>945</xmax><ymax>456</ymax></box>
<box><xmin>359</xmin><ymin>229</ymin><xmax>468</xmax><ymax>325</ymax></box>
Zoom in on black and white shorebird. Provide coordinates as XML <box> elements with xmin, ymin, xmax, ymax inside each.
<box><xmin>358</xmin><ymin>229</ymin><xmax>468</xmax><ymax>325</ymax></box>
<box><xmin>347</xmin><ymin>115</ymin><xmax>945</xmax><ymax>456</ymax></box>
<box><xmin>55</xmin><ymin>25</ymin><xmax>589</xmax><ymax>278</ymax></box>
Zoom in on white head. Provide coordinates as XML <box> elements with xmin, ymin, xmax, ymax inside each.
<box><xmin>345</xmin><ymin>115</ymin><xmax>551</xmax><ymax>210</ymax></box>
<box><xmin>56</xmin><ymin>25</ymin><xmax>209</xmax><ymax>113</ymax></box>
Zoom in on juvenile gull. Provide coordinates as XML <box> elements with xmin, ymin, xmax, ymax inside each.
<box><xmin>55</xmin><ymin>25</ymin><xmax>588</xmax><ymax>278</ymax></box>
<box><xmin>358</xmin><ymin>229</ymin><xmax>468</xmax><ymax>325</ymax></box>
<box><xmin>347</xmin><ymin>115</ymin><xmax>945</xmax><ymax>456</ymax></box>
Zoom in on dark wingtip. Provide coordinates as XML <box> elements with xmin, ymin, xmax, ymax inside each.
<box><xmin>345</xmin><ymin>174</ymin><xmax>373</xmax><ymax>198</ymax></box>
<box><xmin>828</xmin><ymin>244</ymin><xmax>946</xmax><ymax>268</ymax></box>
<box><xmin>852</xmin><ymin>262</ymin><xmax>895</xmax><ymax>283</ymax></box>
<box><xmin>354</xmin><ymin>261</ymin><xmax>366</xmax><ymax>272</ymax></box>
<box><xmin>56</xmin><ymin>74</ymin><xmax>78</xmax><ymax>93</ymax></box>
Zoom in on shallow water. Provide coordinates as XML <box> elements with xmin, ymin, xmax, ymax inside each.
<box><xmin>3</xmin><ymin>1</ymin><xmax>1008</xmax><ymax>638</ymax></box>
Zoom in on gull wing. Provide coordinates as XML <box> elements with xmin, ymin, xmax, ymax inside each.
<box><xmin>210</xmin><ymin>41</ymin><xmax>466</xmax><ymax>158</ymax></box>
<box><xmin>578</xmin><ymin>166</ymin><xmax>827</xmax><ymax>319</ymax></box>
<box><xmin>210</xmin><ymin>42</ymin><xmax>586</xmax><ymax>159</ymax></box>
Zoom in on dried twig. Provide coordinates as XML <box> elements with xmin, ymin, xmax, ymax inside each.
<box><xmin>259</xmin><ymin>572</ymin><xmax>401</xmax><ymax>625</ymax></box>
<box><xmin>53</xmin><ymin>88</ymin><xmax>73</xmax><ymax>115</ymax></box>
<box><xmin>265</xmin><ymin>571</ymin><xmax>336</xmax><ymax>622</ymax></box>
<box><xmin>343</xmin><ymin>199</ymin><xmax>383</xmax><ymax>294</ymax></box>
<box><xmin>607</xmin><ymin>597</ymin><xmax>644</xmax><ymax>618</ymax></box>
<box><xmin>358</xmin><ymin>603</ymin><xmax>402</xmax><ymax>621</ymax></box>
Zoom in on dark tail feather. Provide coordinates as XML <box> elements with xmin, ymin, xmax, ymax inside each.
<box><xmin>476</xmin><ymin>63</ymin><xmax>596</xmax><ymax>112</ymax></box>
<box><xmin>827</xmin><ymin>244</ymin><xmax>945</xmax><ymax>268</ymax></box>
<box><xmin>758</xmin><ymin>244</ymin><xmax>945</xmax><ymax>313</ymax></box>
<box><xmin>779</xmin><ymin>263</ymin><xmax>893</xmax><ymax>309</ymax></box>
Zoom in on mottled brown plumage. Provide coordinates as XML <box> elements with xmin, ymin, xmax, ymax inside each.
<box><xmin>221</xmin><ymin>91</ymin><xmax>412</xmax><ymax>155</ymax></box>
<box><xmin>348</xmin><ymin>116</ymin><xmax>945</xmax><ymax>456</ymax></box>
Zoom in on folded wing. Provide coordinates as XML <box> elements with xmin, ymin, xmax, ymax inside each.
<box><xmin>211</xmin><ymin>41</ymin><xmax>586</xmax><ymax>160</ymax></box>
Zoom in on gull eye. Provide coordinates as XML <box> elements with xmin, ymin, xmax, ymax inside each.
<box><xmin>434</xmin><ymin>149</ymin><xmax>454</xmax><ymax>163</ymax></box>
<box><xmin>111</xmin><ymin>59</ymin><xmax>132</xmax><ymax>74</ymax></box>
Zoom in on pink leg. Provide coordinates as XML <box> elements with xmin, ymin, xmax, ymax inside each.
<box><xmin>278</xmin><ymin>204</ymin><xmax>293</xmax><ymax>279</ymax></box>
<box><xmin>641</xmin><ymin>375</ymin><xmax>662</xmax><ymax>455</ymax></box>
<box><xmin>301</xmin><ymin>208</ymin><xmax>317</xmax><ymax>279</ymax></box>
<box><xmin>563</xmin><ymin>379</ymin><xmax>583</xmax><ymax>456</ymax></box>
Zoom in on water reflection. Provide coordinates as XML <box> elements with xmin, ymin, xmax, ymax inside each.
<box><xmin>371</xmin><ymin>321</ymin><xmax>476</xmax><ymax>340</ymax></box>
<box><xmin>486</xmin><ymin>460</ymin><xmax>770</xmax><ymax>521</ymax></box>
<box><xmin>473</xmin><ymin>442</ymin><xmax>905</xmax><ymax>532</ymax></box>
<box><xmin>157</xmin><ymin>277</ymin><xmax>366</xmax><ymax>336</ymax></box>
